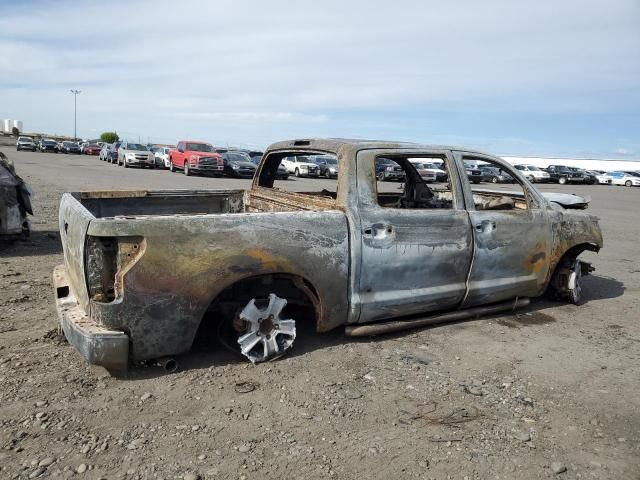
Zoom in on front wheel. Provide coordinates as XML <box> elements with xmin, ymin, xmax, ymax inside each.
<box><xmin>184</xmin><ymin>162</ymin><xmax>190</xmax><ymax>176</ymax></box>
<box><xmin>491</xmin><ymin>176</ymin><xmax>498</xmax><ymax>184</ymax></box>
<box><xmin>558</xmin><ymin>176</ymin><xmax>567</xmax><ymax>185</ymax></box>
<box><xmin>169</xmin><ymin>161</ymin><xmax>174</xmax><ymax>172</ymax></box>
<box><xmin>625</xmin><ymin>180</ymin><xmax>632</xmax><ymax>187</ymax></box>
<box><xmin>294</xmin><ymin>168</ymin><xmax>300</xmax><ymax>177</ymax></box>
<box><xmin>377</xmin><ymin>172</ymin><xmax>385</xmax><ymax>182</ymax></box>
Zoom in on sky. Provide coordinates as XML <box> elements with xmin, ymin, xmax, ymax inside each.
<box><xmin>0</xmin><ymin>0</ymin><xmax>638</xmax><ymax>158</ymax></box>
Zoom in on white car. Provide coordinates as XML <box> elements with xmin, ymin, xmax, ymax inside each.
<box><xmin>513</xmin><ymin>164</ymin><xmax>551</xmax><ymax>183</ymax></box>
<box><xmin>154</xmin><ymin>146</ymin><xmax>173</xmax><ymax>169</ymax></box>
<box><xmin>281</xmin><ymin>155</ymin><xmax>320</xmax><ymax>177</ymax></box>
<box><xmin>606</xmin><ymin>171</ymin><xmax>640</xmax><ymax>187</ymax></box>
<box><xmin>591</xmin><ymin>171</ymin><xmax>612</xmax><ymax>184</ymax></box>
<box><xmin>408</xmin><ymin>159</ymin><xmax>437</xmax><ymax>182</ymax></box>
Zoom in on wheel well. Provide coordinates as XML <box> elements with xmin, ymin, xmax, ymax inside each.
<box><xmin>192</xmin><ymin>274</ymin><xmax>321</xmax><ymax>348</ymax></box>
<box><xmin>545</xmin><ymin>242</ymin><xmax>599</xmax><ymax>294</ymax></box>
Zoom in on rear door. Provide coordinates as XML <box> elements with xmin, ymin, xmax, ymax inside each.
<box><xmin>453</xmin><ymin>152</ymin><xmax>552</xmax><ymax>306</ymax></box>
<box><xmin>355</xmin><ymin>149</ymin><xmax>473</xmax><ymax>323</ymax></box>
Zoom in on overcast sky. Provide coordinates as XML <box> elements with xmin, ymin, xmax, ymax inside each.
<box><xmin>0</xmin><ymin>0</ymin><xmax>638</xmax><ymax>158</ymax></box>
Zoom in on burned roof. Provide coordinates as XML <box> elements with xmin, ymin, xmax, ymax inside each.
<box><xmin>265</xmin><ymin>138</ymin><xmax>491</xmax><ymax>157</ymax></box>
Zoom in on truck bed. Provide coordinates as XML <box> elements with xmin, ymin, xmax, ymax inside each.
<box><xmin>76</xmin><ymin>190</ymin><xmax>245</xmax><ymax>218</ymax></box>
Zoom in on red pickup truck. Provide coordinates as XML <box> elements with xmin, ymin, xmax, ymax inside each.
<box><xmin>169</xmin><ymin>140</ymin><xmax>224</xmax><ymax>176</ymax></box>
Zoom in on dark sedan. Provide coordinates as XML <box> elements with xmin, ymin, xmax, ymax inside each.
<box><xmin>312</xmin><ymin>155</ymin><xmax>339</xmax><ymax>178</ymax></box>
<box><xmin>222</xmin><ymin>151</ymin><xmax>257</xmax><ymax>178</ymax></box>
<box><xmin>60</xmin><ymin>142</ymin><xmax>81</xmax><ymax>154</ymax></box>
<box><xmin>479</xmin><ymin>165</ymin><xmax>514</xmax><ymax>183</ymax></box>
<box><xmin>39</xmin><ymin>139</ymin><xmax>58</xmax><ymax>153</ymax></box>
<box><xmin>249</xmin><ymin>156</ymin><xmax>289</xmax><ymax>180</ymax></box>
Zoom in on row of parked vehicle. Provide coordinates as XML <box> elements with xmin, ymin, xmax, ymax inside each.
<box><xmin>15</xmin><ymin>135</ymin><xmax>640</xmax><ymax>186</ymax></box>
<box><xmin>511</xmin><ymin>164</ymin><xmax>640</xmax><ymax>186</ymax></box>
<box><xmin>95</xmin><ymin>140</ymin><xmax>342</xmax><ymax>180</ymax></box>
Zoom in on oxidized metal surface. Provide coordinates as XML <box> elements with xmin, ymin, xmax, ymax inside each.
<box><xmin>85</xmin><ymin>208</ymin><xmax>349</xmax><ymax>361</ymax></box>
<box><xmin>55</xmin><ymin>138</ymin><xmax>604</xmax><ymax>368</ymax></box>
<box><xmin>0</xmin><ymin>152</ymin><xmax>32</xmax><ymax>236</ymax></box>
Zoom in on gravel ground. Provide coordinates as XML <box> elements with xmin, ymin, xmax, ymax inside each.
<box><xmin>1</xmin><ymin>148</ymin><xmax>639</xmax><ymax>479</ymax></box>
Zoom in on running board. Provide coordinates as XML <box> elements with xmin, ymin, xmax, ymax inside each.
<box><xmin>344</xmin><ymin>298</ymin><xmax>530</xmax><ymax>337</ymax></box>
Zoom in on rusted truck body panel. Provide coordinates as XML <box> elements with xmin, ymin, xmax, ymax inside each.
<box><xmin>54</xmin><ymin>139</ymin><xmax>603</xmax><ymax>370</ymax></box>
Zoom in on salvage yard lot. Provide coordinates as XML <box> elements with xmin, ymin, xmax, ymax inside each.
<box><xmin>1</xmin><ymin>148</ymin><xmax>639</xmax><ymax>479</ymax></box>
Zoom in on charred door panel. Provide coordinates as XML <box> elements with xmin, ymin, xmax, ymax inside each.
<box><xmin>454</xmin><ymin>153</ymin><xmax>552</xmax><ymax>306</ymax></box>
<box><xmin>354</xmin><ymin>149</ymin><xmax>473</xmax><ymax>323</ymax></box>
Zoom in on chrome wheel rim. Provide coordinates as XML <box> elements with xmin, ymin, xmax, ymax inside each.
<box><xmin>236</xmin><ymin>294</ymin><xmax>296</xmax><ymax>363</ymax></box>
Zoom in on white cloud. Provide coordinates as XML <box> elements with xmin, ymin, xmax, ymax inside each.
<box><xmin>0</xmin><ymin>0</ymin><xmax>638</xmax><ymax>151</ymax></box>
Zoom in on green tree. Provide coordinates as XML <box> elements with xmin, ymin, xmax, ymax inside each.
<box><xmin>11</xmin><ymin>126</ymin><xmax>20</xmax><ymax>137</ymax></box>
<box><xmin>100</xmin><ymin>131</ymin><xmax>119</xmax><ymax>143</ymax></box>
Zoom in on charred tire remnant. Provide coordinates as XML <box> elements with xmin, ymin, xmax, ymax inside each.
<box><xmin>549</xmin><ymin>256</ymin><xmax>595</xmax><ymax>305</ymax></box>
<box><xmin>236</xmin><ymin>293</ymin><xmax>296</xmax><ymax>363</ymax></box>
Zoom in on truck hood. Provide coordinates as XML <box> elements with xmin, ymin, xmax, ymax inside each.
<box><xmin>542</xmin><ymin>192</ymin><xmax>590</xmax><ymax>209</ymax></box>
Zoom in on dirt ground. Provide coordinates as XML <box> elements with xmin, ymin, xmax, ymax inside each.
<box><xmin>1</xmin><ymin>148</ymin><xmax>638</xmax><ymax>479</ymax></box>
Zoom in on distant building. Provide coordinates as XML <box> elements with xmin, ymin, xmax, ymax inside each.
<box><xmin>1</xmin><ymin>119</ymin><xmax>23</xmax><ymax>133</ymax></box>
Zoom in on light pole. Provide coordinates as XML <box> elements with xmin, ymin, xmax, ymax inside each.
<box><xmin>70</xmin><ymin>89</ymin><xmax>81</xmax><ymax>141</ymax></box>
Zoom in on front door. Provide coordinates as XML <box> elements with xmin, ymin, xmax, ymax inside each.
<box><xmin>355</xmin><ymin>149</ymin><xmax>474</xmax><ymax>323</ymax></box>
<box><xmin>454</xmin><ymin>152</ymin><xmax>552</xmax><ymax>306</ymax></box>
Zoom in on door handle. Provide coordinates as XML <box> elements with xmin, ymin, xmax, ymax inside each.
<box><xmin>363</xmin><ymin>224</ymin><xmax>393</xmax><ymax>236</ymax></box>
<box><xmin>475</xmin><ymin>221</ymin><xmax>497</xmax><ymax>232</ymax></box>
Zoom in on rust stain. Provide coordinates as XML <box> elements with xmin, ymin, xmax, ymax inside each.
<box><xmin>523</xmin><ymin>240</ymin><xmax>548</xmax><ymax>274</ymax></box>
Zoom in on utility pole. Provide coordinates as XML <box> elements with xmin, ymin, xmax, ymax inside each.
<box><xmin>70</xmin><ymin>89</ymin><xmax>81</xmax><ymax>141</ymax></box>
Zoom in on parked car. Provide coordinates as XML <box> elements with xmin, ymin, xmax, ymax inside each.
<box><xmin>463</xmin><ymin>162</ymin><xmax>483</xmax><ymax>184</ymax></box>
<box><xmin>169</xmin><ymin>141</ymin><xmax>224</xmax><ymax>176</ymax></box>
<box><xmin>249</xmin><ymin>156</ymin><xmax>289</xmax><ymax>180</ymax></box>
<box><xmin>512</xmin><ymin>164</ymin><xmax>551</xmax><ymax>183</ymax></box>
<box><xmin>59</xmin><ymin>141</ymin><xmax>81</xmax><ymax>154</ymax></box>
<box><xmin>546</xmin><ymin>165</ymin><xmax>585</xmax><ymax>184</ymax></box>
<box><xmin>108</xmin><ymin>142</ymin><xmax>122</xmax><ymax>163</ymax></box>
<box><xmin>479</xmin><ymin>165</ymin><xmax>514</xmax><ymax>183</ymax></box>
<box><xmin>606</xmin><ymin>171</ymin><xmax>640</xmax><ymax>187</ymax></box>
<box><xmin>222</xmin><ymin>151</ymin><xmax>257</xmax><ymax>178</ymax></box>
<box><xmin>375</xmin><ymin>158</ymin><xmax>405</xmax><ymax>181</ymax></box>
<box><xmin>82</xmin><ymin>143</ymin><xmax>101</xmax><ymax>155</ymax></box>
<box><xmin>39</xmin><ymin>138</ymin><xmax>58</xmax><ymax>153</ymax></box>
<box><xmin>408</xmin><ymin>160</ymin><xmax>437</xmax><ymax>182</ymax></box>
<box><xmin>416</xmin><ymin>159</ymin><xmax>449</xmax><ymax>182</ymax></box>
<box><xmin>99</xmin><ymin>144</ymin><xmax>111</xmax><ymax>161</ymax></box>
<box><xmin>281</xmin><ymin>155</ymin><xmax>320</xmax><ymax>177</ymax></box>
<box><xmin>117</xmin><ymin>142</ymin><xmax>155</xmax><ymax>168</ymax></box>
<box><xmin>311</xmin><ymin>155</ymin><xmax>339</xmax><ymax>178</ymax></box>
<box><xmin>248</xmin><ymin>151</ymin><xmax>263</xmax><ymax>163</ymax></box>
<box><xmin>16</xmin><ymin>136</ymin><xmax>37</xmax><ymax>152</ymax></box>
<box><xmin>587</xmin><ymin>171</ymin><xmax>611</xmax><ymax>184</ymax></box>
<box><xmin>568</xmin><ymin>167</ymin><xmax>595</xmax><ymax>185</ymax></box>
<box><xmin>153</xmin><ymin>146</ymin><xmax>173</xmax><ymax>169</ymax></box>
<box><xmin>53</xmin><ymin>138</ymin><xmax>603</xmax><ymax>371</ymax></box>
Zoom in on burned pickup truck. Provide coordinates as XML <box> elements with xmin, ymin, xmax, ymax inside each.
<box><xmin>54</xmin><ymin>139</ymin><xmax>603</xmax><ymax>371</ymax></box>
